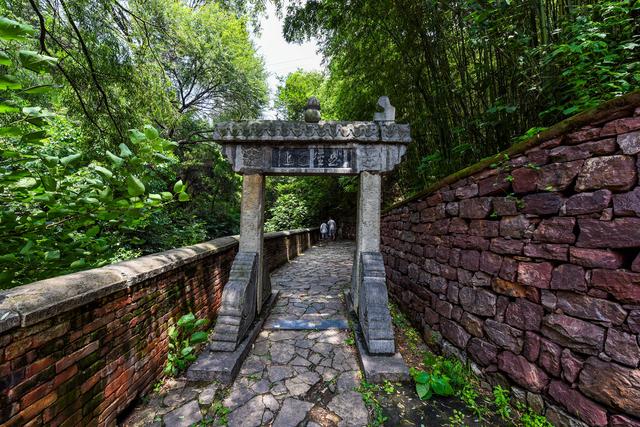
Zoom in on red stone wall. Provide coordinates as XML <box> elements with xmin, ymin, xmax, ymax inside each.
<box><xmin>0</xmin><ymin>228</ymin><xmax>318</xmax><ymax>427</ymax></box>
<box><xmin>381</xmin><ymin>104</ymin><xmax>640</xmax><ymax>426</ymax></box>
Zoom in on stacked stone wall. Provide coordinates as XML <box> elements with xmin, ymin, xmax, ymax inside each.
<box><xmin>381</xmin><ymin>99</ymin><xmax>640</xmax><ymax>426</ymax></box>
<box><xmin>0</xmin><ymin>228</ymin><xmax>318</xmax><ymax>426</ymax></box>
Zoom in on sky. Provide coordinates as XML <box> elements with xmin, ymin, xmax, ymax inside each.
<box><xmin>252</xmin><ymin>2</ymin><xmax>324</xmax><ymax>118</ymax></box>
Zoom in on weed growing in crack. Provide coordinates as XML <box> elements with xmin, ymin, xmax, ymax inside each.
<box><xmin>356</xmin><ymin>380</ymin><xmax>389</xmax><ymax>426</ymax></box>
<box><xmin>493</xmin><ymin>385</ymin><xmax>512</xmax><ymax>420</ymax></box>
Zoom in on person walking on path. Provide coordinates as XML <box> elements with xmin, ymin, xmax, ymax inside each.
<box><xmin>328</xmin><ymin>218</ymin><xmax>337</xmax><ymax>240</ymax></box>
<box><xmin>320</xmin><ymin>222</ymin><xmax>328</xmax><ymax>240</ymax></box>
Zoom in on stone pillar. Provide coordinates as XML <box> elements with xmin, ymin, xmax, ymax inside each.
<box><xmin>239</xmin><ymin>174</ymin><xmax>266</xmax><ymax>313</ymax></box>
<box><xmin>352</xmin><ymin>171</ymin><xmax>382</xmax><ymax>312</ymax></box>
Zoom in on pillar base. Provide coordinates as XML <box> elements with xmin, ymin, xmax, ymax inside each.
<box><xmin>209</xmin><ymin>252</ymin><xmax>258</xmax><ymax>352</ymax></box>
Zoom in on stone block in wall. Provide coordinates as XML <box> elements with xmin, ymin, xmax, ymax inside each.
<box><xmin>505</xmin><ymin>298</ymin><xmax>543</xmax><ymax>331</ymax></box>
<box><xmin>577</xmin><ymin>218</ymin><xmax>640</xmax><ymax>248</ymax></box>
<box><xmin>454</xmin><ymin>183</ymin><xmax>478</xmax><ymax>199</ymax></box>
<box><xmin>490</xmin><ymin>238</ymin><xmax>523</xmax><ymax>255</ymax></box>
<box><xmin>613</xmin><ymin>187</ymin><xmax>640</xmax><ymax>216</ymax></box>
<box><xmin>601</xmin><ymin>116</ymin><xmax>640</xmax><ymax>136</ymax></box>
<box><xmin>611</xmin><ymin>415</ymin><xmax>640</xmax><ymax>427</ymax></box>
<box><xmin>499</xmin><ymin>258</ymin><xmax>519</xmax><ymax>282</ymax></box>
<box><xmin>537</xmin><ymin>160</ymin><xmax>583</xmax><ymax>192</ymax></box>
<box><xmin>497</xmin><ymin>351</ymin><xmax>549</xmax><ymax>393</ymax></box>
<box><xmin>618</xmin><ymin>131</ymin><xmax>640</xmax><ymax>155</ymax></box>
<box><xmin>569</xmin><ymin>247</ymin><xmax>624</xmax><ymax>269</ymax></box>
<box><xmin>550</xmin><ymin>264</ymin><xmax>587</xmax><ymax>292</ymax></box>
<box><xmin>633</xmin><ymin>254</ymin><xmax>640</xmax><ymax>273</ymax></box>
<box><xmin>567</xmin><ymin>127</ymin><xmax>602</xmax><ymax>144</ymax></box>
<box><xmin>500</xmin><ymin>215</ymin><xmax>530</xmax><ymax>238</ymax></box>
<box><xmin>440</xmin><ymin>318</ymin><xmax>471</xmax><ymax>349</ymax></box>
<box><xmin>491</xmin><ymin>277</ymin><xmax>527</xmax><ymax>298</ymax></box>
<box><xmin>459</xmin><ymin>198</ymin><xmax>492</xmax><ymax>219</ymax></box>
<box><xmin>563</xmin><ymin>189</ymin><xmax>612</xmax><ymax>216</ymax></box>
<box><xmin>604</xmin><ymin>328</ymin><xmax>640</xmax><ymax>367</ymax></box>
<box><xmin>541</xmin><ymin>314</ymin><xmax>605</xmax><ymax>355</ymax></box>
<box><xmin>518</xmin><ymin>261</ymin><xmax>553</xmax><ymax>289</ymax></box>
<box><xmin>548</xmin><ymin>380</ymin><xmax>608</xmax><ymax>427</ymax></box>
<box><xmin>493</xmin><ymin>197</ymin><xmax>518</xmax><ymax>216</ymax></box>
<box><xmin>511</xmin><ymin>167</ymin><xmax>539</xmax><ymax>194</ymax></box>
<box><xmin>485</xmin><ymin>319</ymin><xmax>523</xmax><ymax>353</ymax></box>
<box><xmin>533</xmin><ymin>218</ymin><xmax>576</xmax><ymax>244</ymax></box>
<box><xmin>522</xmin><ymin>193</ymin><xmax>564</xmax><ymax>216</ymax></box>
<box><xmin>579</xmin><ymin>357</ymin><xmax>640</xmax><ymax>418</ymax></box>
<box><xmin>458</xmin><ymin>287</ymin><xmax>496</xmax><ymax>317</ymax></box>
<box><xmin>460</xmin><ymin>312</ymin><xmax>484</xmax><ymax>337</ymax></box>
<box><xmin>555</xmin><ymin>292</ymin><xmax>627</xmax><ymax>326</ymax></box>
<box><xmin>478</xmin><ymin>174</ymin><xmax>511</xmax><ymax>196</ymax></box>
<box><xmin>468</xmin><ymin>220</ymin><xmax>499</xmax><ymax>237</ymax></box>
<box><xmin>479</xmin><ymin>251</ymin><xmax>502</xmax><ymax>275</ymax></box>
<box><xmin>590</xmin><ymin>269</ymin><xmax>640</xmax><ymax>304</ymax></box>
<box><xmin>561</xmin><ymin>349</ymin><xmax>583</xmax><ymax>384</ymax></box>
<box><xmin>539</xmin><ymin>338</ymin><xmax>562</xmax><ymax>377</ymax></box>
<box><xmin>524</xmin><ymin>243</ymin><xmax>569</xmax><ymax>262</ymax></box>
<box><xmin>523</xmin><ymin>331</ymin><xmax>541</xmax><ymax>362</ymax></box>
<box><xmin>468</xmin><ymin>338</ymin><xmax>497</xmax><ymax>366</ymax></box>
<box><xmin>575</xmin><ymin>155</ymin><xmax>637</xmax><ymax>192</ymax></box>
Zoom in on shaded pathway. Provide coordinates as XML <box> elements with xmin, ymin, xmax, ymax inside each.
<box><xmin>223</xmin><ymin>240</ymin><xmax>367</xmax><ymax>426</ymax></box>
<box><xmin>121</xmin><ymin>241</ymin><xmax>369</xmax><ymax>427</ymax></box>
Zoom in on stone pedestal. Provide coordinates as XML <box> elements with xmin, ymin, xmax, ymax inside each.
<box><xmin>210</xmin><ymin>174</ymin><xmax>267</xmax><ymax>352</ymax></box>
<box><xmin>352</xmin><ymin>172</ymin><xmax>382</xmax><ymax>312</ymax></box>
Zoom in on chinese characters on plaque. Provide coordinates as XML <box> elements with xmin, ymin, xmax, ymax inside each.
<box><xmin>271</xmin><ymin>147</ymin><xmax>352</xmax><ymax>169</ymax></box>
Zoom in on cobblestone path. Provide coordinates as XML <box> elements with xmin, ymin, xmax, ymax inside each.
<box><xmin>121</xmin><ymin>241</ymin><xmax>369</xmax><ymax>427</ymax></box>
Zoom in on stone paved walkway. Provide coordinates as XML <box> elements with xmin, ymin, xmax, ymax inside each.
<box><xmin>121</xmin><ymin>241</ymin><xmax>369</xmax><ymax>427</ymax></box>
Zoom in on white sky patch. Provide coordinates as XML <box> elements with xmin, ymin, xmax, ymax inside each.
<box><xmin>253</xmin><ymin>2</ymin><xmax>324</xmax><ymax>118</ymax></box>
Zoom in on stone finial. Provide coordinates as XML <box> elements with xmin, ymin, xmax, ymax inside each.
<box><xmin>304</xmin><ymin>96</ymin><xmax>321</xmax><ymax>123</ymax></box>
<box><xmin>373</xmin><ymin>96</ymin><xmax>395</xmax><ymax>122</ymax></box>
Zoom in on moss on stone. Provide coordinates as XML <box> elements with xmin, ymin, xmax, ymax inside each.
<box><xmin>384</xmin><ymin>91</ymin><xmax>640</xmax><ymax>213</ymax></box>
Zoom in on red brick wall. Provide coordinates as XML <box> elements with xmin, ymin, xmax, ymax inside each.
<box><xmin>0</xmin><ymin>228</ymin><xmax>318</xmax><ymax>427</ymax></box>
<box><xmin>382</xmin><ymin>102</ymin><xmax>640</xmax><ymax>426</ymax></box>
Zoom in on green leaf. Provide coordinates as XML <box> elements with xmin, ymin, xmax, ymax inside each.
<box><xmin>44</xmin><ymin>250</ymin><xmax>60</xmax><ymax>260</ymax></box>
<box><xmin>61</xmin><ymin>153</ymin><xmax>82</xmax><ymax>166</ymax></box>
<box><xmin>106</xmin><ymin>150</ymin><xmax>124</xmax><ymax>167</ymax></box>
<box><xmin>173</xmin><ymin>180</ymin><xmax>184</xmax><ymax>193</ymax></box>
<box><xmin>168</xmin><ymin>326</ymin><xmax>178</xmax><ymax>339</ymax></box>
<box><xmin>128</xmin><ymin>129</ymin><xmax>146</xmax><ymax>144</ymax></box>
<box><xmin>14</xmin><ymin>177</ymin><xmax>38</xmax><ymax>189</ymax></box>
<box><xmin>148</xmin><ymin>193</ymin><xmax>162</xmax><ymax>201</ymax></box>
<box><xmin>177</xmin><ymin>313</ymin><xmax>196</xmax><ymax>327</ymax></box>
<box><xmin>189</xmin><ymin>331</ymin><xmax>208</xmax><ymax>344</ymax></box>
<box><xmin>86</xmin><ymin>225</ymin><xmax>100</xmax><ymax>238</ymax></box>
<box><xmin>19</xmin><ymin>240</ymin><xmax>33</xmax><ymax>255</ymax></box>
<box><xmin>0</xmin><ymin>103</ymin><xmax>19</xmax><ymax>114</ymax></box>
<box><xmin>93</xmin><ymin>165</ymin><xmax>113</xmax><ymax>179</ymax></box>
<box><xmin>0</xmin><ymin>75</ymin><xmax>21</xmax><ymax>90</ymax></box>
<box><xmin>143</xmin><ymin>125</ymin><xmax>159</xmax><ymax>139</ymax></box>
<box><xmin>41</xmin><ymin>175</ymin><xmax>57</xmax><ymax>191</ymax></box>
<box><xmin>0</xmin><ymin>127</ymin><xmax>20</xmax><ymax>138</ymax></box>
<box><xmin>180</xmin><ymin>346</ymin><xmax>194</xmax><ymax>357</ymax></box>
<box><xmin>431</xmin><ymin>377</ymin><xmax>454</xmax><ymax>396</ymax></box>
<box><xmin>22</xmin><ymin>84</ymin><xmax>58</xmax><ymax>94</ymax></box>
<box><xmin>21</xmin><ymin>130</ymin><xmax>47</xmax><ymax>143</ymax></box>
<box><xmin>126</xmin><ymin>175</ymin><xmax>145</xmax><ymax>196</ymax></box>
<box><xmin>0</xmin><ymin>17</ymin><xmax>35</xmax><ymax>41</ymax></box>
<box><xmin>42</xmin><ymin>155</ymin><xmax>59</xmax><ymax>167</ymax></box>
<box><xmin>194</xmin><ymin>318</ymin><xmax>209</xmax><ymax>329</ymax></box>
<box><xmin>70</xmin><ymin>258</ymin><xmax>86</xmax><ymax>268</ymax></box>
<box><xmin>0</xmin><ymin>51</ymin><xmax>11</xmax><ymax>66</ymax></box>
<box><xmin>119</xmin><ymin>143</ymin><xmax>133</xmax><ymax>158</ymax></box>
<box><xmin>178</xmin><ymin>191</ymin><xmax>190</xmax><ymax>202</ymax></box>
<box><xmin>18</xmin><ymin>50</ymin><xmax>58</xmax><ymax>73</ymax></box>
<box><xmin>161</xmin><ymin>191</ymin><xmax>173</xmax><ymax>200</ymax></box>
<box><xmin>416</xmin><ymin>383</ymin><xmax>431</xmax><ymax>400</ymax></box>
<box><xmin>413</xmin><ymin>370</ymin><xmax>429</xmax><ymax>384</ymax></box>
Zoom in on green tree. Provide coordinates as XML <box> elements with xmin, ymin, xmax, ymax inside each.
<box><xmin>0</xmin><ymin>16</ymin><xmax>188</xmax><ymax>287</ymax></box>
<box><xmin>274</xmin><ymin>69</ymin><xmax>325</xmax><ymax>120</ymax></box>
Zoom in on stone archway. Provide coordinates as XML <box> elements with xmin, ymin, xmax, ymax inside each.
<box><xmin>193</xmin><ymin>97</ymin><xmax>411</xmax><ymax>381</ymax></box>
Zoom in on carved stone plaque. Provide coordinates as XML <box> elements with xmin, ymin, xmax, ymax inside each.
<box><xmin>271</xmin><ymin>147</ymin><xmax>353</xmax><ymax>169</ymax></box>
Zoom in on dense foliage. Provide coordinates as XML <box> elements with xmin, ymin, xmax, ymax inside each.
<box><xmin>1</xmin><ymin>1</ymin><xmax>267</xmax><ymax>287</ymax></box>
<box><xmin>283</xmin><ymin>0</ymin><xmax>640</xmax><ymax>201</ymax></box>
